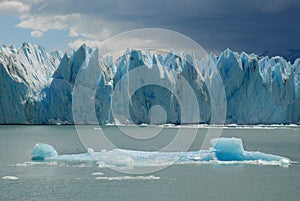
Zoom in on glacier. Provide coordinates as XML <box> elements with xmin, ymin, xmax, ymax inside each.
<box><xmin>0</xmin><ymin>43</ymin><xmax>62</xmax><ymax>123</ymax></box>
<box><xmin>0</xmin><ymin>43</ymin><xmax>299</xmax><ymax>124</ymax></box>
<box><xmin>31</xmin><ymin>137</ymin><xmax>291</xmax><ymax>166</ymax></box>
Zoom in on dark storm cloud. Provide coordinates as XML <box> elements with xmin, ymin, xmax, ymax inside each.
<box><xmin>31</xmin><ymin>0</ymin><xmax>300</xmax><ymax>56</ymax></box>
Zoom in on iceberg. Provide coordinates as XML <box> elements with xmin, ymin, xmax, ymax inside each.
<box><xmin>31</xmin><ymin>143</ymin><xmax>58</xmax><ymax>160</ymax></box>
<box><xmin>210</xmin><ymin>138</ymin><xmax>288</xmax><ymax>162</ymax></box>
<box><xmin>31</xmin><ymin>138</ymin><xmax>291</xmax><ymax>166</ymax></box>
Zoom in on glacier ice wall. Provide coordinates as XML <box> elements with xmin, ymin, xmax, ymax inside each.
<box><xmin>0</xmin><ymin>43</ymin><xmax>61</xmax><ymax>123</ymax></box>
<box><xmin>0</xmin><ymin>43</ymin><xmax>299</xmax><ymax>124</ymax></box>
<box><xmin>216</xmin><ymin>49</ymin><xmax>299</xmax><ymax>124</ymax></box>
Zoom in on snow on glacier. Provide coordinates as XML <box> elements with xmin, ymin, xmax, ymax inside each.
<box><xmin>0</xmin><ymin>43</ymin><xmax>299</xmax><ymax>124</ymax></box>
<box><xmin>31</xmin><ymin>137</ymin><xmax>291</xmax><ymax>166</ymax></box>
<box><xmin>0</xmin><ymin>43</ymin><xmax>61</xmax><ymax>123</ymax></box>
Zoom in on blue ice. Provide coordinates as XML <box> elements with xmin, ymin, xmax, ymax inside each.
<box><xmin>31</xmin><ymin>138</ymin><xmax>290</xmax><ymax>166</ymax></box>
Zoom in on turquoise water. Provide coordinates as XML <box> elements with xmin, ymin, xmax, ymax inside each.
<box><xmin>0</xmin><ymin>125</ymin><xmax>300</xmax><ymax>201</ymax></box>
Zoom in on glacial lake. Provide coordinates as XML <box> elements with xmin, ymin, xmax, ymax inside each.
<box><xmin>0</xmin><ymin>125</ymin><xmax>300</xmax><ymax>201</ymax></box>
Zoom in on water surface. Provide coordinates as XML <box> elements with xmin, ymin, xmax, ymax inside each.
<box><xmin>0</xmin><ymin>125</ymin><xmax>299</xmax><ymax>201</ymax></box>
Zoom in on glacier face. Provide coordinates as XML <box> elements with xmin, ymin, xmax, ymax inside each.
<box><xmin>0</xmin><ymin>43</ymin><xmax>62</xmax><ymax>123</ymax></box>
<box><xmin>216</xmin><ymin>50</ymin><xmax>299</xmax><ymax>124</ymax></box>
<box><xmin>0</xmin><ymin>43</ymin><xmax>299</xmax><ymax>124</ymax></box>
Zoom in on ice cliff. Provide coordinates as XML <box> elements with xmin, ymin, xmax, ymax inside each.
<box><xmin>0</xmin><ymin>43</ymin><xmax>299</xmax><ymax>124</ymax></box>
<box><xmin>0</xmin><ymin>43</ymin><xmax>62</xmax><ymax>123</ymax></box>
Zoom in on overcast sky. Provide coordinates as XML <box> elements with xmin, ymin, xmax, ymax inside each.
<box><xmin>0</xmin><ymin>0</ymin><xmax>299</xmax><ymax>56</ymax></box>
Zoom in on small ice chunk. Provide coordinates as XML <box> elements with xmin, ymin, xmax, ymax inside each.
<box><xmin>91</xmin><ymin>172</ymin><xmax>104</xmax><ymax>176</ymax></box>
<box><xmin>2</xmin><ymin>176</ymin><xmax>18</xmax><ymax>180</ymax></box>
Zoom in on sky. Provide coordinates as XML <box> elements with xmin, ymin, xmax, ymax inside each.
<box><xmin>0</xmin><ymin>0</ymin><xmax>300</xmax><ymax>57</ymax></box>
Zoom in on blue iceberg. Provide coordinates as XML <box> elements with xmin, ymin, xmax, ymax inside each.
<box><xmin>31</xmin><ymin>138</ymin><xmax>290</xmax><ymax>166</ymax></box>
<box><xmin>210</xmin><ymin>138</ymin><xmax>288</xmax><ymax>162</ymax></box>
<box><xmin>31</xmin><ymin>143</ymin><xmax>58</xmax><ymax>161</ymax></box>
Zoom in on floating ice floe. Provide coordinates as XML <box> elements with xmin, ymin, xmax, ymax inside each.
<box><xmin>94</xmin><ymin>175</ymin><xmax>160</xmax><ymax>181</ymax></box>
<box><xmin>31</xmin><ymin>137</ymin><xmax>291</xmax><ymax>167</ymax></box>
